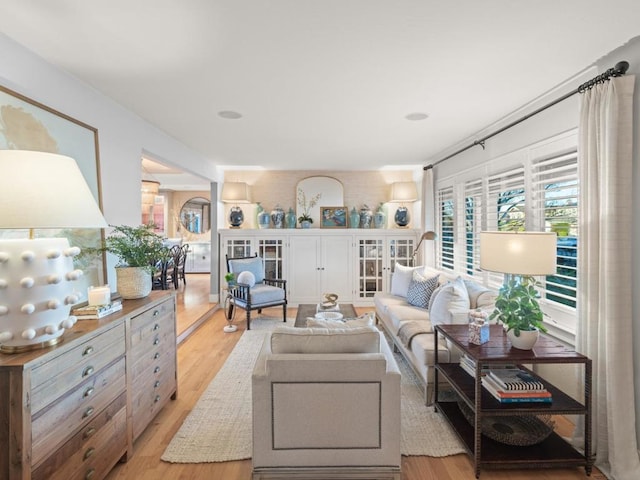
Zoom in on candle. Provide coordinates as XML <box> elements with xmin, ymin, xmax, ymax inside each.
<box><xmin>88</xmin><ymin>285</ymin><xmax>111</xmax><ymax>306</ymax></box>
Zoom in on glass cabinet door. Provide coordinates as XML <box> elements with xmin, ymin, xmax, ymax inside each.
<box><xmin>388</xmin><ymin>237</ymin><xmax>416</xmax><ymax>269</ymax></box>
<box><xmin>357</xmin><ymin>238</ymin><xmax>384</xmax><ymax>298</ymax></box>
<box><xmin>224</xmin><ymin>238</ymin><xmax>252</xmax><ymax>260</ymax></box>
<box><xmin>258</xmin><ymin>238</ymin><xmax>285</xmax><ymax>280</ymax></box>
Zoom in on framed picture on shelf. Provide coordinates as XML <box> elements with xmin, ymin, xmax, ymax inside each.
<box><xmin>320</xmin><ymin>206</ymin><xmax>347</xmax><ymax>228</ymax></box>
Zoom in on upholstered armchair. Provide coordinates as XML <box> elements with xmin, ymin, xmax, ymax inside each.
<box><xmin>252</xmin><ymin>326</ymin><xmax>401</xmax><ymax>480</ymax></box>
<box><xmin>226</xmin><ymin>254</ymin><xmax>287</xmax><ymax>330</ymax></box>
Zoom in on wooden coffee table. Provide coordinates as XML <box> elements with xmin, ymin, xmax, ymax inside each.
<box><xmin>294</xmin><ymin>303</ymin><xmax>358</xmax><ymax>327</ymax></box>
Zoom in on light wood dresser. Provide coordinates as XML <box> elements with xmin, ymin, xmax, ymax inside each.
<box><xmin>0</xmin><ymin>291</ymin><xmax>177</xmax><ymax>480</ymax></box>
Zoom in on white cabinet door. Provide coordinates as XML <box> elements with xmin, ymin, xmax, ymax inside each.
<box><xmin>289</xmin><ymin>235</ymin><xmax>352</xmax><ymax>304</ymax></box>
<box><xmin>186</xmin><ymin>242</ymin><xmax>211</xmax><ymax>273</ymax></box>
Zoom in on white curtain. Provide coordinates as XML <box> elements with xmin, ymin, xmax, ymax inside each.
<box><xmin>576</xmin><ymin>75</ymin><xmax>640</xmax><ymax>479</ymax></box>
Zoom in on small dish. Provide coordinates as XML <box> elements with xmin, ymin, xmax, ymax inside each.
<box><xmin>314</xmin><ymin>311</ymin><xmax>344</xmax><ymax>321</ymax></box>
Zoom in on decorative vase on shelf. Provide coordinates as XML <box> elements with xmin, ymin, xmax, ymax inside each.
<box><xmin>349</xmin><ymin>207</ymin><xmax>360</xmax><ymax>229</ymax></box>
<box><xmin>286</xmin><ymin>207</ymin><xmax>297</xmax><ymax>229</ymax></box>
<box><xmin>255</xmin><ymin>202</ymin><xmax>264</xmax><ymax>226</ymax></box>
<box><xmin>394</xmin><ymin>206</ymin><xmax>410</xmax><ymax>227</ymax></box>
<box><xmin>359</xmin><ymin>205</ymin><xmax>373</xmax><ymax>229</ymax></box>
<box><xmin>301</xmin><ymin>220</ymin><xmax>311</xmax><ymax>229</ymax></box>
<box><xmin>257</xmin><ymin>207</ymin><xmax>271</xmax><ymax>229</ymax></box>
<box><xmin>228</xmin><ymin>206</ymin><xmax>244</xmax><ymax>228</ymax></box>
<box><xmin>271</xmin><ymin>205</ymin><xmax>285</xmax><ymax>229</ymax></box>
<box><xmin>374</xmin><ymin>203</ymin><xmax>386</xmax><ymax>229</ymax></box>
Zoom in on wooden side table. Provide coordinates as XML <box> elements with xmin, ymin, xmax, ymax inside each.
<box><xmin>434</xmin><ymin>324</ymin><xmax>592</xmax><ymax>478</ymax></box>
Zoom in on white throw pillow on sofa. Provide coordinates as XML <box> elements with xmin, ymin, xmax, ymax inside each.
<box><xmin>390</xmin><ymin>263</ymin><xmax>424</xmax><ymax>298</ymax></box>
<box><xmin>429</xmin><ymin>276</ymin><xmax>470</xmax><ymax>326</ymax></box>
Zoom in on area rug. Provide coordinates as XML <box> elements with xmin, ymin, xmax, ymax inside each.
<box><xmin>161</xmin><ymin>317</ymin><xmax>465</xmax><ymax>463</ymax></box>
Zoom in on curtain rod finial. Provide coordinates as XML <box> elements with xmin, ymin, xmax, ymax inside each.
<box><xmin>614</xmin><ymin>61</ymin><xmax>629</xmax><ymax>75</ymax></box>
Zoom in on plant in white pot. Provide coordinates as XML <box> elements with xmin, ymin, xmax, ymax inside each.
<box><xmin>91</xmin><ymin>224</ymin><xmax>165</xmax><ymax>299</ymax></box>
<box><xmin>489</xmin><ymin>276</ymin><xmax>548</xmax><ymax>350</ymax></box>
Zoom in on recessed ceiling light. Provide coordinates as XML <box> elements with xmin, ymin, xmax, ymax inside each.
<box><xmin>405</xmin><ymin>112</ymin><xmax>429</xmax><ymax>121</ymax></box>
<box><xmin>218</xmin><ymin>110</ymin><xmax>243</xmax><ymax>120</ymax></box>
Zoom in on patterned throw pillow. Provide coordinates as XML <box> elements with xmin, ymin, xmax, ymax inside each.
<box><xmin>406</xmin><ymin>271</ymin><xmax>440</xmax><ymax>308</ymax></box>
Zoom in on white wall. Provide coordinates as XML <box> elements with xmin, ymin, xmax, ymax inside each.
<box><xmin>0</xmin><ymin>34</ymin><xmax>219</xmax><ymax>287</ymax></box>
<box><xmin>427</xmin><ymin>35</ymin><xmax>640</xmax><ymax>445</ymax></box>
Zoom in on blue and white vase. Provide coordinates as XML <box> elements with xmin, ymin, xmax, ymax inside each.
<box><xmin>271</xmin><ymin>205</ymin><xmax>285</xmax><ymax>229</ymax></box>
<box><xmin>349</xmin><ymin>207</ymin><xmax>360</xmax><ymax>229</ymax></box>
<box><xmin>285</xmin><ymin>207</ymin><xmax>297</xmax><ymax>229</ymax></box>
<box><xmin>257</xmin><ymin>207</ymin><xmax>271</xmax><ymax>229</ymax></box>
<box><xmin>374</xmin><ymin>203</ymin><xmax>386</xmax><ymax>229</ymax></box>
<box><xmin>359</xmin><ymin>205</ymin><xmax>373</xmax><ymax>229</ymax></box>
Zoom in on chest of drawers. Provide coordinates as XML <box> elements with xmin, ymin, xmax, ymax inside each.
<box><xmin>0</xmin><ymin>291</ymin><xmax>177</xmax><ymax>480</ymax></box>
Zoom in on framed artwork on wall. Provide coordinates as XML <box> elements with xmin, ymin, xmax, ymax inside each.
<box><xmin>0</xmin><ymin>84</ymin><xmax>107</xmax><ymax>290</ymax></box>
<box><xmin>320</xmin><ymin>206</ymin><xmax>347</xmax><ymax>228</ymax></box>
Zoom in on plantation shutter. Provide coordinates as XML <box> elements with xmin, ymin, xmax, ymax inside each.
<box><xmin>532</xmin><ymin>150</ymin><xmax>579</xmax><ymax>309</ymax></box>
<box><xmin>437</xmin><ymin>186</ymin><xmax>455</xmax><ymax>271</ymax></box>
<box><xmin>463</xmin><ymin>178</ymin><xmax>483</xmax><ymax>277</ymax></box>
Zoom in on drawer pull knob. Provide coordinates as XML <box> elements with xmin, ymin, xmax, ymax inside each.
<box><xmin>83</xmin><ymin>387</ymin><xmax>95</xmax><ymax>398</ymax></box>
<box><xmin>84</xmin><ymin>447</ymin><xmax>96</xmax><ymax>461</ymax></box>
<box><xmin>82</xmin><ymin>366</ymin><xmax>94</xmax><ymax>377</ymax></box>
<box><xmin>154</xmin><ymin>366</ymin><xmax>161</xmax><ymax>374</ymax></box>
<box><xmin>153</xmin><ymin>338</ymin><xmax>160</xmax><ymax>346</ymax></box>
<box><xmin>153</xmin><ymin>309</ymin><xmax>160</xmax><ymax>316</ymax></box>
<box><xmin>154</xmin><ymin>394</ymin><xmax>161</xmax><ymax>403</ymax></box>
<box><xmin>83</xmin><ymin>346</ymin><xmax>94</xmax><ymax>356</ymax></box>
<box><xmin>83</xmin><ymin>427</ymin><xmax>96</xmax><ymax>440</ymax></box>
<box><xmin>154</xmin><ymin>352</ymin><xmax>160</xmax><ymax>360</ymax></box>
<box><xmin>154</xmin><ymin>380</ymin><xmax>161</xmax><ymax>388</ymax></box>
<box><xmin>83</xmin><ymin>406</ymin><xmax>94</xmax><ymax>418</ymax></box>
<box><xmin>153</xmin><ymin>323</ymin><xmax>160</xmax><ymax>331</ymax></box>
<box><xmin>85</xmin><ymin>468</ymin><xmax>95</xmax><ymax>480</ymax></box>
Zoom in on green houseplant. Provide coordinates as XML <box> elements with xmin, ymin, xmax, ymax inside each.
<box><xmin>489</xmin><ymin>275</ymin><xmax>548</xmax><ymax>349</ymax></box>
<box><xmin>90</xmin><ymin>224</ymin><xmax>165</xmax><ymax>299</ymax></box>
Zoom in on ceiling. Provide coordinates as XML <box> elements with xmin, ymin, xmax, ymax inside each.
<box><xmin>1</xmin><ymin>1</ymin><xmax>639</xmax><ymax>174</ymax></box>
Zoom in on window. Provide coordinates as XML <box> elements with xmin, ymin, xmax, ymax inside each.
<box><xmin>434</xmin><ymin>133</ymin><xmax>579</xmax><ymax>335</ymax></box>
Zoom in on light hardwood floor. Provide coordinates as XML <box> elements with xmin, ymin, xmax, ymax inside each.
<box><xmin>106</xmin><ymin>277</ymin><xmax>602</xmax><ymax>480</ymax></box>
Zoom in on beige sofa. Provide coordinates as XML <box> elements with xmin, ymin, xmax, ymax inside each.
<box><xmin>252</xmin><ymin>326</ymin><xmax>401</xmax><ymax>480</ymax></box>
<box><xmin>374</xmin><ymin>266</ymin><xmax>496</xmax><ymax>403</ymax></box>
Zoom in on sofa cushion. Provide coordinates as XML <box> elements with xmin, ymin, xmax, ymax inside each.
<box><xmin>429</xmin><ymin>276</ymin><xmax>470</xmax><ymax>326</ymax></box>
<box><xmin>306</xmin><ymin>313</ymin><xmax>375</xmax><ymax>329</ymax></box>
<box><xmin>388</xmin><ymin>304</ymin><xmax>432</xmax><ymax>332</ymax></box>
<box><xmin>390</xmin><ymin>263</ymin><xmax>422</xmax><ymax>298</ymax></box>
<box><xmin>270</xmin><ymin>326</ymin><xmax>380</xmax><ymax>354</ymax></box>
<box><xmin>406</xmin><ymin>271</ymin><xmax>439</xmax><ymax>308</ymax></box>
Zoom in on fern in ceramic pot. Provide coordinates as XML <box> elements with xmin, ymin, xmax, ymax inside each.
<box><xmin>94</xmin><ymin>224</ymin><xmax>166</xmax><ymax>299</ymax></box>
<box><xmin>489</xmin><ymin>276</ymin><xmax>548</xmax><ymax>349</ymax></box>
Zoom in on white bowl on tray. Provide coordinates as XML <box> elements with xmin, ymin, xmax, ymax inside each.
<box><xmin>314</xmin><ymin>311</ymin><xmax>344</xmax><ymax>321</ymax></box>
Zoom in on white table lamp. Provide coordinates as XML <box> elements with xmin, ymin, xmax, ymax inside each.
<box><xmin>479</xmin><ymin>231</ymin><xmax>557</xmax><ymax>277</ymax></box>
<box><xmin>0</xmin><ymin>150</ymin><xmax>108</xmax><ymax>353</ymax></box>
<box><xmin>221</xmin><ymin>182</ymin><xmax>251</xmax><ymax>228</ymax></box>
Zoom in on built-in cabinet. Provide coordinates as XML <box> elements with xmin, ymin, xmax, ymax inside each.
<box><xmin>185</xmin><ymin>241</ymin><xmax>211</xmax><ymax>273</ymax></box>
<box><xmin>219</xmin><ymin>229</ymin><xmax>418</xmax><ymax>305</ymax></box>
<box><xmin>0</xmin><ymin>292</ymin><xmax>177</xmax><ymax>480</ymax></box>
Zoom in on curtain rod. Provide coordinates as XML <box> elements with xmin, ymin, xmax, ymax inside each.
<box><xmin>425</xmin><ymin>60</ymin><xmax>630</xmax><ymax>170</ymax></box>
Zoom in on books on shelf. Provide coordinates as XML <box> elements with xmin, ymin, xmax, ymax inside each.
<box><xmin>482</xmin><ymin>375</ymin><xmax>552</xmax><ymax>403</ymax></box>
<box><xmin>458</xmin><ymin>354</ymin><xmax>515</xmax><ymax>379</ymax></box>
<box><xmin>71</xmin><ymin>300</ymin><xmax>123</xmax><ymax>320</ymax></box>
<box><xmin>487</xmin><ymin>367</ymin><xmax>546</xmax><ymax>391</ymax></box>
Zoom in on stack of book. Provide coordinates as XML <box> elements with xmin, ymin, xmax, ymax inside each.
<box><xmin>71</xmin><ymin>300</ymin><xmax>123</xmax><ymax>320</ymax></box>
<box><xmin>482</xmin><ymin>367</ymin><xmax>552</xmax><ymax>403</ymax></box>
<box><xmin>459</xmin><ymin>354</ymin><xmax>514</xmax><ymax>379</ymax></box>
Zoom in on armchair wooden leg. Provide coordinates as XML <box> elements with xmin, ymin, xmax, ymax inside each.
<box><xmin>246</xmin><ymin>310</ymin><xmax>251</xmax><ymax>330</ymax></box>
<box><xmin>282</xmin><ymin>304</ymin><xmax>287</xmax><ymax>322</ymax></box>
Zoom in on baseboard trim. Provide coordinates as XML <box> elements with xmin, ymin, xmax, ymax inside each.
<box><xmin>252</xmin><ymin>466</ymin><xmax>401</xmax><ymax>480</ymax></box>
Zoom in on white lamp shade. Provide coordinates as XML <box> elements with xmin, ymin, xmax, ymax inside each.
<box><xmin>0</xmin><ymin>150</ymin><xmax>107</xmax><ymax>229</ymax></box>
<box><xmin>480</xmin><ymin>231</ymin><xmax>557</xmax><ymax>275</ymax></box>
<box><xmin>389</xmin><ymin>182</ymin><xmax>418</xmax><ymax>202</ymax></box>
<box><xmin>221</xmin><ymin>182</ymin><xmax>251</xmax><ymax>203</ymax></box>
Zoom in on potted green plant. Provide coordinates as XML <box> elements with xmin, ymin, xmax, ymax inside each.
<box><xmin>224</xmin><ymin>272</ymin><xmax>236</xmax><ymax>286</ymax></box>
<box><xmin>297</xmin><ymin>188</ymin><xmax>321</xmax><ymax>228</ymax></box>
<box><xmin>90</xmin><ymin>224</ymin><xmax>165</xmax><ymax>299</ymax></box>
<box><xmin>489</xmin><ymin>275</ymin><xmax>548</xmax><ymax>350</ymax></box>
